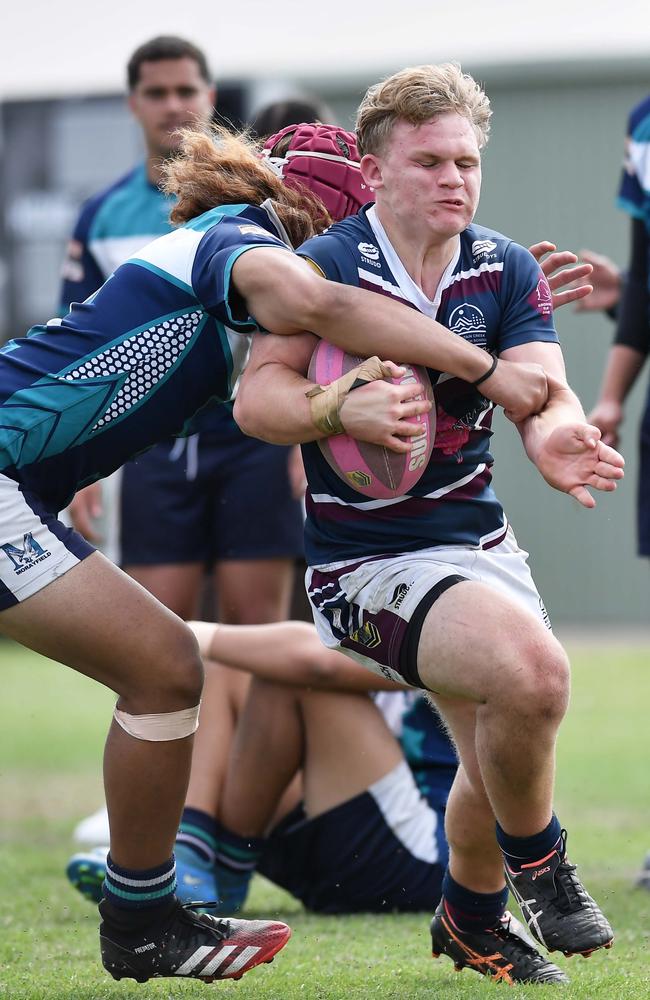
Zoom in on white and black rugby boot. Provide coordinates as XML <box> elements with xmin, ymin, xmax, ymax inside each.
<box><xmin>100</xmin><ymin>898</ymin><xmax>291</xmax><ymax>982</ymax></box>
<box><xmin>504</xmin><ymin>830</ymin><xmax>613</xmax><ymax>957</ymax></box>
<box><xmin>430</xmin><ymin>902</ymin><xmax>568</xmax><ymax>984</ymax></box>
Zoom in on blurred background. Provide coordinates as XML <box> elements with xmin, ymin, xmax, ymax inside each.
<box><xmin>1</xmin><ymin>0</ymin><xmax>649</xmax><ymax>627</ymax></box>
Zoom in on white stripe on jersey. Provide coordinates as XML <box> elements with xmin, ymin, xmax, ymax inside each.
<box><xmin>628</xmin><ymin>138</ymin><xmax>650</xmax><ymax>194</ymax></box>
<box><xmin>446</xmin><ymin>260</ymin><xmax>505</xmax><ymax>285</ymax></box>
<box><xmin>89</xmin><ymin>235</ymin><xmax>168</xmax><ymax>280</ymax></box>
<box><xmin>310</xmin><ymin>463</ymin><xmax>487</xmax><ymax>511</ymax></box>
<box><xmin>357</xmin><ymin>268</ymin><xmax>409</xmax><ymax>301</ymax></box>
<box><xmin>129</xmin><ymin>227</ymin><xmax>205</xmax><ymax>289</ymax></box>
<box><xmin>478</xmin><ymin>517</ymin><xmax>509</xmax><ymax>548</ymax></box>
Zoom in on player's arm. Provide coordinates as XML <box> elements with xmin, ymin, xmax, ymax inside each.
<box><xmin>231</xmin><ymin>247</ymin><xmax>549</xmax><ymax>423</ymax></box>
<box><xmin>502</xmin><ymin>341</ymin><xmax>625</xmax><ymax>508</ymax></box>
<box><xmin>235</xmin><ymin>329</ymin><xmax>429</xmax><ymax>450</ymax></box>
<box><xmin>588</xmin><ymin>218</ymin><xmax>650</xmax><ymax>447</ymax></box>
<box><xmin>58</xmin><ymin>204</ymin><xmax>106</xmax><ymax>314</ymax></box>
<box><xmin>188</xmin><ymin>620</ymin><xmax>406</xmax><ymax>692</ymax></box>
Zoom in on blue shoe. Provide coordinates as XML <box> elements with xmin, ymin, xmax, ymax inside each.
<box><xmin>174</xmin><ymin>845</ymin><xmax>219</xmax><ymax>905</ymax></box>
<box><xmin>66</xmin><ymin>845</ymin><xmax>108</xmax><ymax>904</ymax></box>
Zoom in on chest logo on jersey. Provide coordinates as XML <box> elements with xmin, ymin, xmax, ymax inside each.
<box><xmin>357</xmin><ymin>242</ymin><xmax>381</xmax><ymax>268</ymax></box>
<box><xmin>1</xmin><ymin>532</ymin><xmax>51</xmax><ymax>575</ymax></box>
<box><xmin>448</xmin><ymin>303</ymin><xmax>487</xmax><ymax>346</ymax></box>
<box><xmin>471</xmin><ymin>239</ymin><xmax>498</xmax><ymax>260</ymax></box>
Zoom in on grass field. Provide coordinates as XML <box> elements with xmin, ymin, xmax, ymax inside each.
<box><xmin>1</xmin><ymin>637</ymin><xmax>649</xmax><ymax>999</ymax></box>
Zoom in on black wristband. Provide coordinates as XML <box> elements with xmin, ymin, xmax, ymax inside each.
<box><xmin>472</xmin><ymin>354</ymin><xmax>498</xmax><ymax>387</ymax></box>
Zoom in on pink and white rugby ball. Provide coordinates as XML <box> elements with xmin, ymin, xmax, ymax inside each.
<box><xmin>307</xmin><ymin>340</ymin><xmax>435</xmax><ymax>499</ymax></box>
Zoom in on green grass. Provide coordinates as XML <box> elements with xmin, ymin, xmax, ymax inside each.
<box><xmin>1</xmin><ymin>638</ymin><xmax>649</xmax><ymax>998</ymax></box>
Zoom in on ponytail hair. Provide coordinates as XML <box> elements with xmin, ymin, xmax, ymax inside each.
<box><xmin>161</xmin><ymin>124</ymin><xmax>332</xmax><ymax>247</ymax></box>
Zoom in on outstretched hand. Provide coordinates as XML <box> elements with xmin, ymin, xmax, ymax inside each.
<box><xmin>528</xmin><ymin>242</ymin><xmax>594</xmax><ymax>310</ymax></box>
<box><xmin>534</xmin><ymin>422</ymin><xmax>625</xmax><ymax>508</ymax></box>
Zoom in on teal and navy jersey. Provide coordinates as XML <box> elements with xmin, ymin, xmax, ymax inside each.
<box><xmin>374</xmin><ymin>691</ymin><xmax>457</xmax><ymax>811</ymax></box>
<box><xmin>0</xmin><ymin>204</ymin><xmax>289</xmax><ymax>512</ymax></box>
<box><xmin>298</xmin><ymin>205</ymin><xmax>559</xmax><ymax>566</ymax></box>
<box><xmin>59</xmin><ymin>165</ymin><xmax>172</xmax><ymax>310</ymax></box>
<box><xmin>59</xmin><ymin>164</ymin><xmax>233</xmax><ymax>437</ymax></box>
<box><xmin>618</xmin><ymin>95</ymin><xmax>650</xmax><ymax>236</ymax></box>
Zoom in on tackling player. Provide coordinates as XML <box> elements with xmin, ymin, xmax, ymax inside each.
<box><xmin>234</xmin><ymin>66</ymin><xmax>622</xmax><ymax>983</ymax></box>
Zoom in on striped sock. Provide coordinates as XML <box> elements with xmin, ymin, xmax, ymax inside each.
<box><xmin>176</xmin><ymin>807</ymin><xmax>218</xmax><ymax>867</ymax></box>
<box><xmin>103</xmin><ymin>854</ymin><xmax>176</xmax><ymax>910</ymax></box>
<box><xmin>215</xmin><ymin>822</ymin><xmax>265</xmax><ymax>913</ymax></box>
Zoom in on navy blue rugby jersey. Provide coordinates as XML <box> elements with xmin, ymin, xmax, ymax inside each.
<box><xmin>0</xmin><ymin>204</ymin><xmax>289</xmax><ymax>512</ymax></box>
<box><xmin>59</xmin><ymin>163</ymin><xmax>237</xmax><ymax>437</ymax></box>
<box><xmin>298</xmin><ymin>204</ymin><xmax>559</xmax><ymax>565</ymax></box>
<box><xmin>618</xmin><ymin>94</ymin><xmax>650</xmax><ymax>233</ymax></box>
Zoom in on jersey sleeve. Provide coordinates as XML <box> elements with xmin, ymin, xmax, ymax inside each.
<box><xmin>192</xmin><ymin>216</ymin><xmax>292</xmax><ymax>330</ymax></box>
<box><xmin>297</xmin><ymin>230</ymin><xmax>359</xmax><ymax>284</ymax></box>
<box><xmin>58</xmin><ymin>199</ymin><xmax>106</xmax><ymax>314</ymax></box>
<box><xmin>617</xmin><ymin>98</ymin><xmax>650</xmax><ymax>221</ymax></box>
<box><xmin>496</xmin><ymin>242</ymin><xmax>559</xmax><ymax>352</ymax></box>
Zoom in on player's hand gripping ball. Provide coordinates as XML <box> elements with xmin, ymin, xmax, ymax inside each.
<box><xmin>308</xmin><ymin>340</ymin><xmax>435</xmax><ymax>499</ymax></box>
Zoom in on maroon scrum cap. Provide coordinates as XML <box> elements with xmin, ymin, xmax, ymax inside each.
<box><xmin>262</xmin><ymin>122</ymin><xmax>373</xmax><ymax>223</ymax></box>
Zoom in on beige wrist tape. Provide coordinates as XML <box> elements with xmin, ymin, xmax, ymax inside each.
<box><xmin>306</xmin><ymin>356</ymin><xmax>393</xmax><ymax>436</ymax></box>
<box><xmin>113</xmin><ymin>703</ymin><xmax>200</xmax><ymax>741</ymax></box>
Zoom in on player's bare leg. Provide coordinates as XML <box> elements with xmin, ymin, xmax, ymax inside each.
<box><xmin>417</xmin><ymin>581</ymin><xmax>568</xmax><ymax>834</ymax></box>
<box><xmin>214</xmin><ymin>680</ymin><xmax>408</xmax><ymax>912</ymax></box>
<box><xmin>418</xmin><ymin>581</ymin><xmax>612</xmax><ymax>960</ymax></box>
<box><xmin>0</xmin><ymin>552</ymin><xmax>290</xmax><ymax>981</ymax></box>
<box><xmin>214</xmin><ymin>557</ymin><xmax>295</xmax><ymax>624</ymax></box>
<box><xmin>429</xmin><ymin>695</ymin><xmax>504</xmax><ymax>893</ymax></box>
<box><xmin>221</xmin><ymin>680</ymin><xmax>404</xmax><ymax>837</ymax></box>
<box><xmin>124</xmin><ymin>561</ymin><xmax>205</xmax><ymax>620</ymax></box>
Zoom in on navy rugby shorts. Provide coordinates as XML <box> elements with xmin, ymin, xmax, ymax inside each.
<box><xmin>117</xmin><ymin>432</ymin><xmax>303</xmax><ymax>566</ymax></box>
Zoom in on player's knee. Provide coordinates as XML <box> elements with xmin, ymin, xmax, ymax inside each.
<box><xmin>122</xmin><ymin>623</ymin><xmax>204</xmax><ymax>712</ymax></box>
<box><xmin>160</xmin><ymin>626</ymin><xmax>204</xmax><ymax>707</ymax></box>
<box><xmin>510</xmin><ymin>634</ymin><xmax>570</xmax><ymax>723</ymax></box>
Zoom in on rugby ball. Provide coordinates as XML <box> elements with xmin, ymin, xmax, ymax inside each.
<box><xmin>307</xmin><ymin>340</ymin><xmax>435</xmax><ymax>499</ymax></box>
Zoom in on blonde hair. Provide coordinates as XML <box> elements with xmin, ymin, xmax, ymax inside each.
<box><xmin>161</xmin><ymin>124</ymin><xmax>331</xmax><ymax>247</ymax></box>
<box><xmin>355</xmin><ymin>63</ymin><xmax>492</xmax><ymax>156</ymax></box>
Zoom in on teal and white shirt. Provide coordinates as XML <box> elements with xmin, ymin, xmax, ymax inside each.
<box><xmin>3</xmin><ymin>204</ymin><xmax>290</xmax><ymax>512</ymax></box>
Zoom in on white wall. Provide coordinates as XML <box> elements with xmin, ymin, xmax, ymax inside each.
<box><xmin>5</xmin><ymin>0</ymin><xmax>650</xmax><ymax>99</ymax></box>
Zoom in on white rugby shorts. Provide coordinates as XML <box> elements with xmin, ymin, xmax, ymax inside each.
<box><xmin>0</xmin><ymin>473</ymin><xmax>94</xmax><ymax>609</ymax></box>
<box><xmin>306</xmin><ymin>527</ymin><xmax>550</xmax><ymax>687</ymax></box>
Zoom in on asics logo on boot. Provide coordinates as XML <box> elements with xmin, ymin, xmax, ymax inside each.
<box><xmin>532</xmin><ymin>866</ymin><xmax>551</xmax><ymax>881</ymax></box>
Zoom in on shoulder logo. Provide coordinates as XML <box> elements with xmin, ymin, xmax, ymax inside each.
<box><xmin>448</xmin><ymin>303</ymin><xmax>487</xmax><ymax>346</ymax></box>
<box><xmin>471</xmin><ymin>239</ymin><xmax>498</xmax><ymax>259</ymax></box>
<box><xmin>237</xmin><ymin>224</ymin><xmax>271</xmax><ymax>237</ymax></box>
<box><xmin>1</xmin><ymin>533</ymin><xmax>51</xmax><ymax>575</ymax></box>
<box><xmin>535</xmin><ymin>276</ymin><xmax>553</xmax><ymax>318</ymax></box>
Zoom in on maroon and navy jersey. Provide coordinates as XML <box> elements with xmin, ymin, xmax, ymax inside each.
<box><xmin>298</xmin><ymin>205</ymin><xmax>558</xmax><ymax>566</ymax></box>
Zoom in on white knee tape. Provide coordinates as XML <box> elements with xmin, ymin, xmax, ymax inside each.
<box><xmin>113</xmin><ymin>704</ymin><xmax>200</xmax><ymax>741</ymax></box>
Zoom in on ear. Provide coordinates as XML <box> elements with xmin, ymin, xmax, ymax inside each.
<box><xmin>360</xmin><ymin>154</ymin><xmax>384</xmax><ymax>192</ymax></box>
<box><xmin>127</xmin><ymin>93</ymin><xmax>140</xmax><ymax>121</ymax></box>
